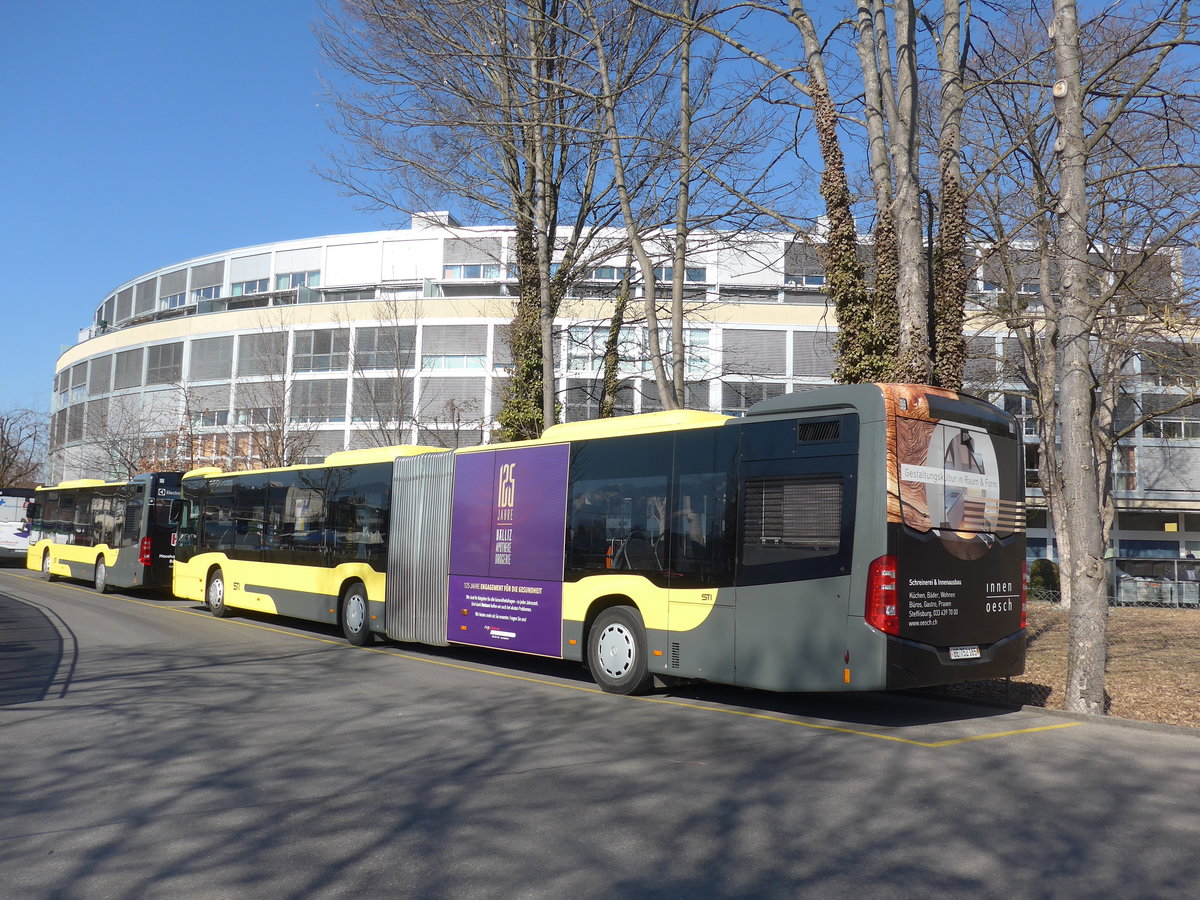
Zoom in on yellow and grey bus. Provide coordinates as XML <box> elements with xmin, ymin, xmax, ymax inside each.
<box><xmin>173</xmin><ymin>383</ymin><xmax>1027</xmax><ymax>694</ymax></box>
<box><xmin>27</xmin><ymin>473</ymin><xmax>182</xmax><ymax>592</ymax></box>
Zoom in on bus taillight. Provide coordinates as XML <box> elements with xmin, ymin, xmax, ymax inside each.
<box><xmin>865</xmin><ymin>554</ymin><xmax>900</xmax><ymax>636</ymax></box>
<box><xmin>140</xmin><ymin>536</ymin><xmax>152</xmax><ymax>568</ymax></box>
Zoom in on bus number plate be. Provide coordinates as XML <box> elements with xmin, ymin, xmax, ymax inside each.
<box><xmin>949</xmin><ymin>646</ymin><xmax>980</xmax><ymax>660</ymax></box>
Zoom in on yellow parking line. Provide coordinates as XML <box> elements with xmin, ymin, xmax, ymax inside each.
<box><xmin>9</xmin><ymin>572</ymin><xmax>1083</xmax><ymax>748</ymax></box>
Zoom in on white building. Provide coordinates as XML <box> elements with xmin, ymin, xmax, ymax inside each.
<box><xmin>46</xmin><ymin>216</ymin><xmax>1200</xmax><ymax>565</ymax></box>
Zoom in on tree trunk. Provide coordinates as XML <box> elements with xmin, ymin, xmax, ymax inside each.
<box><xmin>671</xmin><ymin>0</ymin><xmax>693</xmax><ymax>406</ymax></box>
<box><xmin>600</xmin><ymin>265</ymin><xmax>633</xmax><ymax>418</ymax></box>
<box><xmin>497</xmin><ymin>223</ymin><xmax>549</xmax><ymax>442</ymax></box>
<box><xmin>887</xmin><ymin>0</ymin><xmax>931</xmax><ymax>384</ymax></box>
<box><xmin>933</xmin><ymin>0</ymin><xmax>968</xmax><ymax>391</ymax></box>
<box><xmin>791</xmin><ymin>1</ymin><xmax>882</xmax><ymax>384</ymax></box>
<box><xmin>1052</xmin><ymin>0</ymin><xmax>1109</xmax><ymax>715</ymax></box>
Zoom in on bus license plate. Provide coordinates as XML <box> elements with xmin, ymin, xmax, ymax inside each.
<box><xmin>950</xmin><ymin>646</ymin><xmax>981</xmax><ymax>660</ymax></box>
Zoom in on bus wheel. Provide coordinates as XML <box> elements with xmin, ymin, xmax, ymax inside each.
<box><xmin>207</xmin><ymin>570</ymin><xmax>231</xmax><ymax>618</ymax></box>
<box><xmin>93</xmin><ymin>560</ymin><xmax>109</xmax><ymax>594</ymax></box>
<box><xmin>587</xmin><ymin>606</ymin><xmax>653</xmax><ymax>695</ymax></box>
<box><xmin>42</xmin><ymin>551</ymin><xmax>57</xmax><ymax>581</ymax></box>
<box><xmin>341</xmin><ymin>583</ymin><xmax>373</xmax><ymax>646</ymax></box>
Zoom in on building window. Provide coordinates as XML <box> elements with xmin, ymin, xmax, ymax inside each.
<box><xmin>146</xmin><ymin>343</ymin><xmax>184</xmax><ymax>385</ymax></box>
<box><xmin>1003</xmin><ymin>393</ymin><xmax>1039</xmax><ymax>438</ymax></box>
<box><xmin>1113</xmin><ymin>444</ymin><xmax>1137</xmax><ymax>492</ymax></box>
<box><xmin>276</xmin><ymin>270</ymin><xmax>321</xmax><ymax>290</ymax></box>
<box><xmin>722</xmin><ymin>382</ymin><xmax>785</xmax><ymax>417</ymax></box>
<box><xmin>113</xmin><ymin>348</ymin><xmax>144</xmax><ymax>389</ymax></box>
<box><xmin>234</xmin><ymin>407</ymin><xmax>277</xmax><ymax>426</ymax></box>
<box><xmin>293</xmin><ymin>329</ymin><xmax>350</xmax><ymax>373</ymax></box>
<box><xmin>1144</xmin><ymin>418</ymin><xmax>1200</xmax><ymax>440</ymax></box>
<box><xmin>231</xmin><ymin>279</ymin><xmax>269</xmax><ymax>296</ymax></box>
<box><xmin>590</xmin><ymin>266</ymin><xmax>633</xmax><ymax>281</ymax></box>
<box><xmin>442</xmin><ymin>263</ymin><xmax>501</xmax><ymax>280</ymax></box>
<box><xmin>663</xmin><ymin>329</ymin><xmax>710</xmax><ymax>377</ymax></box>
<box><xmin>567</xmin><ymin>325</ymin><xmax>643</xmax><ymax>373</ymax></box>
<box><xmin>355</xmin><ymin>326</ymin><xmax>415</xmax><ymax>370</ymax></box>
<box><xmin>324</xmin><ymin>288</ymin><xmax>376</xmax><ymax>303</ymax></box>
<box><xmin>162</xmin><ymin>292</ymin><xmax>187</xmax><ymax>309</ymax></box>
<box><xmin>290</xmin><ymin>379</ymin><xmax>347</xmax><ymax>423</ymax></box>
<box><xmin>192</xmin><ymin>285</ymin><xmax>222</xmax><ymax>303</ymax></box>
<box><xmin>191</xmin><ymin>409</ymin><xmax>230</xmax><ymax>427</ymax></box>
<box><xmin>651</xmin><ymin>267</ymin><xmax>708</xmax><ymax>283</ymax></box>
<box><xmin>421</xmin><ymin>354</ymin><xmax>486</xmax><ymax>370</ymax></box>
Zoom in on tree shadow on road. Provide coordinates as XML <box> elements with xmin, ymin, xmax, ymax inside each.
<box><xmin>0</xmin><ymin>592</ymin><xmax>76</xmax><ymax>706</ymax></box>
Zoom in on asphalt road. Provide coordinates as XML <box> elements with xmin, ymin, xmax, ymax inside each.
<box><xmin>1</xmin><ymin>566</ymin><xmax>1198</xmax><ymax>899</ymax></box>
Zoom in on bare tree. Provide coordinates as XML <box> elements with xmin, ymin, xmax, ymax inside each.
<box><xmin>320</xmin><ymin>0</ymin><xmax>655</xmax><ymax>437</ymax></box>
<box><xmin>82</xmin><ymin>390</ymin><xmax>196</xmax><ymax>479</ymax></box>
<box><xmin>341</xmin><ymin>294</ymin><xmax>420</xmax><ymax>448</ymax></box>
<box><xmin>964</xmin><ymin>2</ymin><xmax>1200</xmax><ymax>713</ymax></box>
<box><xmin>0</xmin><ymin>409</ymin><xmax>45</xmax><ymax>488</ymax></box>
<box><xmin>233</xmin><ymin>312</ymin><xmax>320</xmax><ymax>468</ymax></box>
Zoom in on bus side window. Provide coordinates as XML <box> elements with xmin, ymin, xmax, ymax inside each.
<box><xmin>667</xmin><ymin>472</ymin><xmax>734</xmax><ymax>586</ymax></box>
<box><xmin>566</xmin><ymin>434</ymin><xmax>673</xmax><ymax>579</ymax></box>
<box><xmin>121</xmin><ymin>488</ymin><xmax>143</xmax><ymax>549</ymax></box>
<box><xmin>667</xmin><ymin>428</ymin><xmax>738</xmax><ymax>588</ymax></box>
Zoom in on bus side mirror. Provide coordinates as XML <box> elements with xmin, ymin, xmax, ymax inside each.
<box><xmin>27</xmin><ymin>502</ymin><xmax>41</xmax><ymax>520</ymax></box>
<box><xmin>169</xmin><ymin>500</ymin><xmax>185</xmax><ymax>526</ymax></box>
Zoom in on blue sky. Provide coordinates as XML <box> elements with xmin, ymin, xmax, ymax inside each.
<box><xmin>1</xmin><ymin>2</ymin><xmax>386</xmax><ymax>412</ymax></box>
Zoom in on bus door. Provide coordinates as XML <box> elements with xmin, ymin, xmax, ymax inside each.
<box><xmin>665</xmin><ymin>428</ymin><xmax>738</xmax><ymax>684</ymax></box>
<box><xmin>732</xmin><ymin>416</ymin><xmax>859</xmax><ymax>692</ymax></box>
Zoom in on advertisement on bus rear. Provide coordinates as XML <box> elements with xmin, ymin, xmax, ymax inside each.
<box><xmin>448</xmin><ymin>444</ymin><xmax>570</xmax><ymax>657</ymax></box>
<box><xmin>885</xmin><ymin>386</ymin><xmax>1025</xmax><ymax>648</ymax></box>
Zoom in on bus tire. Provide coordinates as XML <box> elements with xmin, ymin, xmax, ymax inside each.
<box><xmin>42</xmin><ymin>550</ymin><xmax>57</xmax><ymax>581</ymax></box>
<box><xmin>587</xmin><ymin>606</ymin><xmax>654</xmax><ymax>696</ymax></box>
<box><xmin>341</xmin><ymin>583</ymin><xmax>373</xmax><ymax>646</ymax></box>
<box><xmin>93</xmin><ymin>559</ymin><xmax>110</xmax><ymax>594</ymax></box>
<box><xmin>207</xmin><ymin>569</ymin><xmax>231</xmax><ymax>618</ymax></box>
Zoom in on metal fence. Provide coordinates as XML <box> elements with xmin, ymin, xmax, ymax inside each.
<box><xmin>1111</xmin><ymin>556</ymin><xmax>1200</xmax><ymax>609</ymax></box>
<box><xmin>1029</xmin><ymin>556</ymin><xmax>1200</xmax><ymax>608</ymax></box>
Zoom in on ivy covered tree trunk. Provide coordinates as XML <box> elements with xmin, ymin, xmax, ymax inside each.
<box><xmin>869</xmin><ymin>213</ymin><xmax>901</xmax><ymax>380</ymax></box>
<box><xmin>934</xmin><ymin>176</ymin><xmax>968</xmax><ymax>391</ymax></box>
<box><xmin>496</xmin><ymin>225</ymin><xmax>549</xmax><ymax>442</ymax></box>
<box><xmin>816</xmin><ymin>82</ymin><xmax>887</xmax><ymax>384</ymax></box>
<box><xmin>599</xmin><ymin>276</ymin><xmax>631</xmax><ymax>418</ymax></box>
<box><xmin>931</xmin><ymin>0</ymin><xmax>968</xmax><ymax>391</ymax></box>
<box><xmin>791</xmin><ymin>1</ymin><xmax>894</xmax><ymax>384</ymax></box>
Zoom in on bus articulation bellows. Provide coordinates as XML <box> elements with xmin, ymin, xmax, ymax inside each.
<box><xmin>26</xmin><ymin>472</ymin><xmax>182</xmax><ymax>592</ymax></box>
<box><xmin>172</xmin><ymin>383</ymin><xmax>1027</xmax><ymax>694</ymax></box>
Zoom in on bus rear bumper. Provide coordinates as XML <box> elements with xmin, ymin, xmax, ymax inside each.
<box><xmin>884</xmin><ymin>628</ymin><xmax>1026</xmax><ymax>690</ymax></box>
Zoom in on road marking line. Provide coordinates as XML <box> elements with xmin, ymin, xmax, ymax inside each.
<box><xmin>6</xmin><ymin>572</ymin><xmax>1083</xmax><ymax>748</ymax></box>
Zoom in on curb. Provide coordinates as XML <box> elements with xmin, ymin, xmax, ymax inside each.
<box><xmin>1018</xmin><ymin>703</ymin><xmax>1200</xmax><ymax>737</ymax></box>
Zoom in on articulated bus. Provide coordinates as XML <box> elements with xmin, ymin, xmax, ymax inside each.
<box><xmin>0</xmin><ymin>488</ymin><xmax>36</xmax><ymax>563</ymax></box>
<box><xmin>27</xmin><ymin>473</ymin><xmax>182</xmax><ymax>592</ymax></box>
<box><xmin>173</xmin><ymin>383</ymin><xmax>1026</xmax><ymax>694</ymax></box>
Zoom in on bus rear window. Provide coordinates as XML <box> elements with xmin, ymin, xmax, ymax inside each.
<box><xmin>896</xmin><ymin>417</ymin><xmax>1017</xmax><ymax>536</ymax></box>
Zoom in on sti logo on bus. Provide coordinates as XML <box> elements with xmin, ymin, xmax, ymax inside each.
<box><xmin>497</xmin><ymin>463</ymin><xmax>516</xmax><ymax>523</ymax></box>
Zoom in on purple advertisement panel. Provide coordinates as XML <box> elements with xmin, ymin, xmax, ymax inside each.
<box><xmin>449</xmin><ymin>576</ymin><xmax>564</xmax><ymax>656</ymax></box>
<box><xmin>448</xmin><ymin>443</ymin><xmax>570</xmax><ymax>657</ymax></box>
